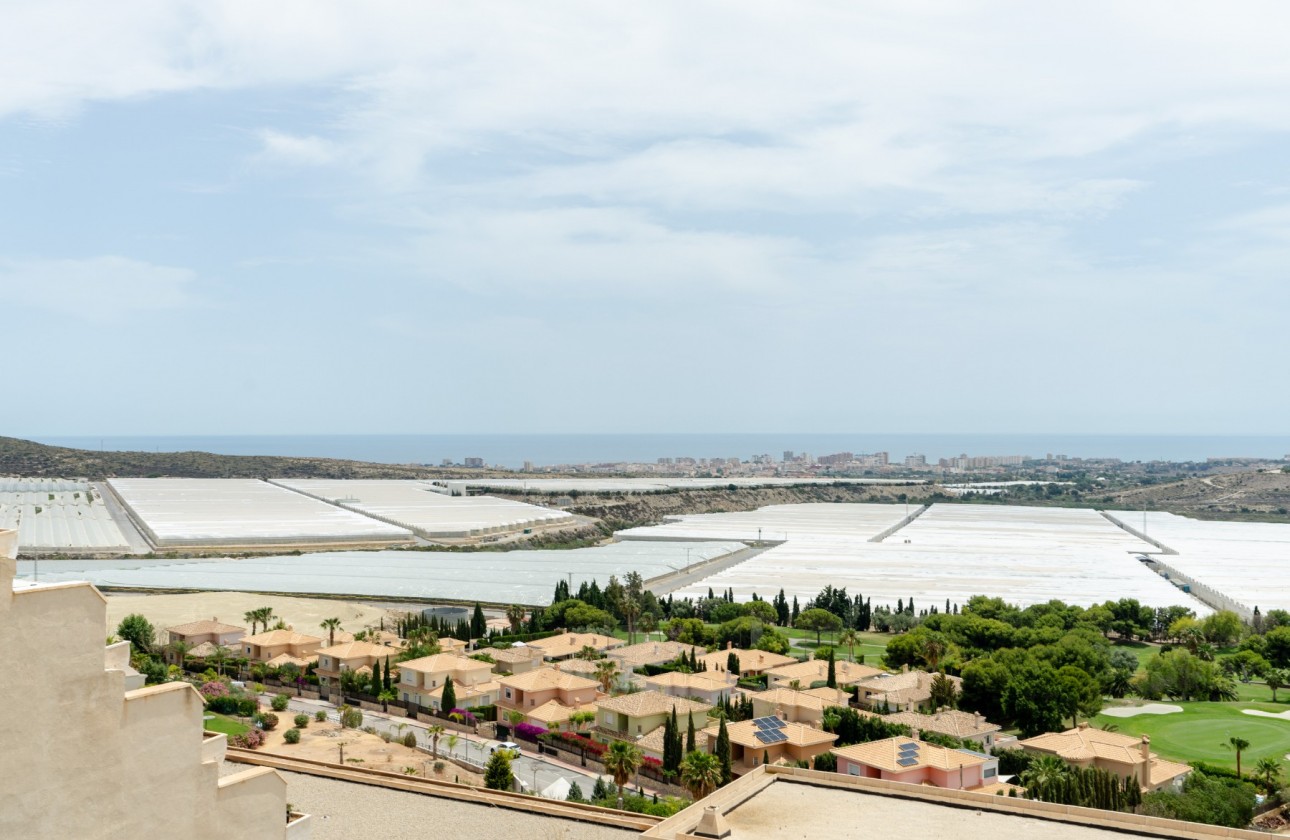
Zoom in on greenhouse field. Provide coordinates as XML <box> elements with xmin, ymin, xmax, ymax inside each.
<box><xmin>273</xmin><ymin>479</ymin><xmax>574</xmax><ymax>538</ymax></box>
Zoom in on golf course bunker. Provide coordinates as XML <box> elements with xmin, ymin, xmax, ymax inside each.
<box><xmin>1241</xmin><ymin>709</ymin><xmax>1290</xmax><ymax>721</ymax></box>
<box><xmin>1102</xmin><ymin>703</ymin><xmax>1183</xmax><ymax>718</ymax></box>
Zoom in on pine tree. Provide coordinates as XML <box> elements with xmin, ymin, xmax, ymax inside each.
<box><xmin>687</xmin><ymin>713</ymin><xmax>696</xmax><ymax>753</ymax></box>
<box><xmin>716</xmin><ymin>717</ymin><xmax>732</xmax><ymax>785</ymax></box>
<box><xmin>441</xmin><ymin>675</ymin><xmax>456</xmax><ymax>712</ymax></box>
<box><xmin>592</xmin><ymin>777</ymin><xmax>611</xmax><ymax>801</ymax></box>
<box><xmin>567</xmin><ymin>781</ymin><xmax>585</xmax><ymax>802</ymax></box>
<box><xmin>484</xmin><ymin>750</ymin><xmax>514</xmax><ymax>791</ymax></box>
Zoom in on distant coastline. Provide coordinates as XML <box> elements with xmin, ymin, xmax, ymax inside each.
<box><xmin>27</xmin><ymin>433</ymin><xmax>1290</xmax><ymax>470</ymax></box>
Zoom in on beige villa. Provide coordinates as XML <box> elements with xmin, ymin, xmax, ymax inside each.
<box><xmin>854</xmin><ymin>669</ymin><xmax>962</xmax><ymax>712</ymax></box>
<box><xmin>596</xmin><ymin>690</ymin><xmax>711</xmax><ymax>740</ymax></box>
<box><xmin>241</xmin><ymin>628</ymin><xmax>324</xmax><ymax>664</ymax></box>
<box><xmin>748</xmin><ymin>686</ymin><xmax>855</xmax><ymax>727</ymax></box>
<box><xmin>167</xmin><ymin>618</ymin><xmax>246</xmax><ymax>648</ymax></box>
<box><xmin>489</xmin><ymin>644</ymin><xmax>547</xmax><ymax>675</ymax></box>
<box><xmin>528</xmin><ymin>631</ymin><xmax>625</xmax><ymax>661</ymax></box>
<box><xmin>497</xmin><ymin>666</ymin><xmax>600</xmax><ymax>713</ymax></box>
<box><xmin>315</xmin><ymin>639</ymin><xmax>401</xmax><ymax>695</ymax></box>
<box><xmin>645</xmin><ymin>670</ymin><xmax>741</xmax><ymax>706</ymax></box>
<box><xmin>702</xmin><ymin>715</ymin><xmax>838</xmax><ymax>774</ymax></box>
<box><xmin>884</xmin><ymin>707</ymin><xmax>1002</xmax><ymax>752</ymax></box>
<box><xmin>834</xmin><ymin>735</ymin><xmax>997</xmax><ymax>790</ymax></box>
<box><xmin>697</xmin><ymin>646</ymin><xmax>796</xmax><ymax>677</ymax></box>
<box><xmin>1019</xmin><ymin>722</ymin><xmax>1191</xmax><ymax>791</ymax></box>
<box><xmin>0</xmin><ymin>529</ymin><xmax>302</xmax><ymax>839</ymax></box>
<box><xmin>398</xmin><ymin>653</ymin><xmax>499</xmax><ymax>710</ymax></box>
<box><xmin>766</xmin><ymin>658</ymin><xmax>884</xmax><ymax>689</ymax></box>
<box><xmin>609</xmin><ymin>640</ymin><xmax>699</xmax><ymax>672</ymax></box>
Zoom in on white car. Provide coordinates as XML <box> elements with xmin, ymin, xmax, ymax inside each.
<box><xmin>491</xmin><ymin>741</ymin><xmax>521</xmax><ymax>755</ymax></box>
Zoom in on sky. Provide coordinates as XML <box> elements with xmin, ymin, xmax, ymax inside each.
<box><xmin>3</xmin><ymin>2</ymin><xmax>1290</xmax><ymax>436</ymax></box>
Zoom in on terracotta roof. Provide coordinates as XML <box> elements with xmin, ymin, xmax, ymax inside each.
<box><xmin>697</xmin><ymin>648</ymin><xmax>796</xmax><ymax>673</ymax></box>
<box><xmin>241</xmin><ymin>629</ymin><xmax>322</xmax><ymax>647</ymax></box>
<box><xmin>418</xmin><ymin>679</ymin><xmax>500</xmax><ymax>703</ymax></box>
<box><xmin>645</xmin><ymin>671</ymin><xmax>739</xmax><ymax>693</ymax></box>
<box><xmin>490</xmin><ymin>646</ymin><xmax>546</xmax><ymax>663</ymax></box>
<box><xmin>767</xmin><ymin>659</ymin><xmax>884</xmax><ymax>685</ymax></box>
<box><xmin>498</xmin><ymin>667</ymin><xmax>599</xmax><ymax>693</ymax></box>
<box><xmin>884</xmin><ymin>709</ymin><xmax>1000</xmax><ymax>740</ymax></box>
<box><xmin>550</xmin><ymin>658</ymin><xmax>601</xmax><ymax>676</ymax></box>
<box><xmin>265</xmin><ymin>653</ymin><xmax>314</xmax><ymax>669</ymax></box>
<box><xmin>527</xmin><ymin>700</ymin><xmax>598</xmax><ymax>726</ymax></box>
<box><xmin>595</xmin><ymin>690</ymin><xmax>711</xmax><ymax>719</ymax></box>
<box><xmin>610</xmin><ymin>641</ymin><xmax>699</xmax><ymax>669</ymax></box>
<box><xmin>1019</xmin><ymin>726</ymin><xmax>1192</xmax><ymax>787</ymax></box>
<box><xmin>167</xmin><ymin>620</ymin><xmax>244</xmax><ymax>636</ymax></box>
<box><xmin>636</xmin><ymin>724</ymin><xmax>669</xmax><ymax>757</ymax></box>
<box><xmin>188</xmin><ymin>642</ymin><xmax>219</xmax><ymax>658</ymax></box>
<box><xmin>317</xmin><ymin>640</ymin><xmax>397</xmax><ymax>660</ymax></box>
<box><xmin>856</xmin><ymin>670</ymin><xmax>960</xmax><ymax>706</ymax></box>
<box><xmin>750</xmin><ymin>687</ymin><xmax>857</xmax><ymax>714</ymax></box>
<box><xmin>528</xmin><ymin>632</ymin><xmax>624</xmax><ymax>655</ymax></box>
<box><xmin>703</xmin><ymin>717</ymin><xmax>838</xmax><ymax>750</ymax></box>
<box><xmin>834</xmin><ymin>737</ymin><xmax>989</xmax><ymax>773</ymax></box>
<box><xmin>398</xmin><ymin>653</ymin><xmax>493</xmax><ymax>676</ymax></box>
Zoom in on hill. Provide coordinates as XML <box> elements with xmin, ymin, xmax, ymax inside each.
<box><xmin>0</xmin><ymin>436</ymin><xmax>517</xmax><ymax>481</ymax></box>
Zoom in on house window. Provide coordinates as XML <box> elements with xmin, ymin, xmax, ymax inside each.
<box><xmin>848</xmin><ymin>765</ymin><xmax>859</xmax><ymax>776</ymax></box>
<box><xmin>984</xmin><ymin>767</ymin><xmax>997</xmax><ymax>779</ymax></box>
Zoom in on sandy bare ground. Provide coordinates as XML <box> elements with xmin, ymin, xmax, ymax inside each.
<box><xmin>258</xmin><ymin>719</ymin><xmax>484</xmax><ymax>786</ymax></box>
<box><xmin>104</xmin><ymin>591</ymin><xmax>401</xmax><ymax>638</ymax></box>
<box><xmin>1101</xmin><ymin>703</ymin><xmax>1183</xmax><ymax>718</ymax></box>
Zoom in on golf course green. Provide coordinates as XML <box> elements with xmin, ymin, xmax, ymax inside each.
<box><xmin>1091</xmin><ymin>701</ymin><xmax>1290</xmax><ymax>775</ymax></box>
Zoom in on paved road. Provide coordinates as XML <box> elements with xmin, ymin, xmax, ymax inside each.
<box><xmin>93</xmin><ymin>481</ymin><xmax>153</xmax><ymax>554</ymax></box>
<box><xmin>262</xmin><ymin>693</ymin><xmax>630</xmax><ymax>798</ymax></box>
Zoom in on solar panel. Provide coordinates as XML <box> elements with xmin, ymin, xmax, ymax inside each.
<box><xmin>754</xmin><ymin>730</ymin><xmax>776</xmax><ymax>744</ymax></box>
<box><xmin>768</xmin><ymin>718</ymin><xmax>786</xmax><ymax>729</ymax></box>
<box><xmin>899</xmin><ymin>742</ymin><xmax>920</xmax><ymax>751</ymax></box>
<box><xmin>897</xmin><ymin>757</ymin><xmax>919</xmax><ymax>767</ymax></box>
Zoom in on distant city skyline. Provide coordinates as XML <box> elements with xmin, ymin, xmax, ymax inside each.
<box><xmin>3</xmin><ymin>3</ymin><xmax>1289</xmax><ymax>436</ymax></box>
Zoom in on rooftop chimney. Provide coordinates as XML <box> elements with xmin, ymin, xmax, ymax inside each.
<box><xmin>726</xmin><ymin>641</ymin><xmax>733</xmax><ymax>650</ymax></box>
<box><xmin>901</xmin><ymin>664</ymin><xmax>909</xmax><ymax>674</ymax></box>
<box><xmin>693</xmin><ymin>806</ymin><xmax>732</xmax><ymax>839</ymax></box>
<box><xmin>1140</xmin><ymin>735</ymin><xmax>1151</xmax><ymax>763</ymax></box>
<box><xmin>975</xmin><ymin>712</ymin><xmax>984</xmax><ymax>728</ymax></box>
<box><xmin>1077</xmin><ymin>721</ymin><xmax>1089</xmax><ymax>731</ymax></box>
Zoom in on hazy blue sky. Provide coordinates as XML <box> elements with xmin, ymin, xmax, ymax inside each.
<box><xmin>4</xmin><ymin>2</ymin><xmax>1289</xmax><ymax>436</ymax></box>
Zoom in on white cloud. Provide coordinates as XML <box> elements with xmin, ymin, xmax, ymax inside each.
<box><xmin>0</xmin><ymin>256</ymin><xmax>197</xmax><ymax>321</ymax></box>
<box><xmin>255</xmin><ymin>130</ymin><xmax>340</xmax><ymax>166</ymax></box>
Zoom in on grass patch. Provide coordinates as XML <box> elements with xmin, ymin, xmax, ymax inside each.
<box><xmin>204</xmin><ymin>713</ymin><xmax>250</xmax><ymax>737</ymax></box>
<box><xmin>1090</xmin><ymin>701</ymin><xmax>1290</xmax><ymax>773</ymax></box>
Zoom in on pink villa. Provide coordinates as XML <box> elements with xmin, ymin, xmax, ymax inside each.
<box><xmin>833</xmin><ymin>735</ymin><xmax>999</xmax><ymax>791</ymax></box>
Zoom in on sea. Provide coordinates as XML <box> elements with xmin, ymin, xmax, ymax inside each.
<box><xmin>28</xmin><ymin>434</ymin><xmax>1290</xmax><ymax>470</ymax></box>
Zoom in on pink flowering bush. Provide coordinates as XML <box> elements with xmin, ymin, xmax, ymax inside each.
<box><xmin>199</xmin><ymin>681</ymin><xmax>230</xmax><ymax>698</ymax></box>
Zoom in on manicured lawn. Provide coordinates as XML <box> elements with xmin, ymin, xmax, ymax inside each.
<box><xmin>1110</xmin><ymin>639</ymin><xmax>1158</xmax><ymax>672</ymax></box>
<box><xmin>1090</xmin><ymin>701</ymin><xmax>1290</xmax><ymax>774</ymax></box>
<box><xmin>204</xmin><ymin>713</ymin><xmax>250</xmax><ymax>737</ymax></box>
<box><xmin>1235</xmin><ymin>681</ymin><xmax>1290</xmax><ymax>704</ymax></box>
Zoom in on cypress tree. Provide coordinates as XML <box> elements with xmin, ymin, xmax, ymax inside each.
<box><xmin>791</xmin><ymin>596</ymin><xmax>800</xmax><ymax>624</ymax></box>
<box><xmin>441</xmin><ymin>675</ymin><xmax>456</xmax><ymax>712</ymax></box>
<box><xmin>826</xmin><ymin>648</ymin><xmax>837</xmax><ymax>689</ymax></box>
<box><xmin>686</xmin><ymin>713</ymin><xmax>696</xmax><ymax>754</ymax></box>
<box><xmin>727</xmin><ymin>651</ymin><xmax>740</xmax><ymax>674</ymax></box>
<box><xmin>382</xmin><ymin>657</ymin><xmax>392</xmax><ymax>692</ymax></box>
<box><xmin>717</xmin><ymin>716</ymin><xmax>732</xmax><ymax>785</ymax></box>
<box><xmin>471</xmin><ymin>603</ymin><xmax>487</xmax><ymax>639</ymax></box>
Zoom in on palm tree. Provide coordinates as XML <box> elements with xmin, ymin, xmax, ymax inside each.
<box><xmin>680</xmin><ymin>750</ymin><xmax>722</xmax><ymax>799</ymax></box>
<box><xmin>602</xmin><ymin>741</ymin><xmax>643</xmax><ymax>808</ymax></box>
<box><xmin>167</xmin><ymin>639</ymin><xmax>192</xmax><ymax>669</ymax></box>
<box><xmin>594</xmin><ymin>659</ymin><xmax>620</xmax><ymax>693</ymax></box>
<box><xmin>209</xmin><ymin>645</ymin><xmax>231</xmax><ymax>676</ymax></box>
<box><xmin>321</xmin><ymin>618</ymin><xmax>342</xmax><ymax>647</ymax></box>
<box><xmin>1254</xmin><ymin>756</ymin><xmax>1282</xmax><ymax>788</ymax></box>
<box><xmin>576</xmin><ymin>644</ymin><xmax>602</xmax><ymax>661</ymax></box>
<box><xmin>446</xmin><ymin>733</ymin><xmax>460</xmax><ymax>758</ymax></box>
<box><xmin>838</xmin><ymin>629</ymin><xmax>859</xmax><ymax>663</ymax></box>
<box><xmin>377</xmin><ymin>689</ymin><xmax>396</xmax><ymax>713</ymax></box>
<box><xmin>427</xmin><ymin>724</ymin><xmax>444</xmax><ymax>757</ymax></box>
<box><xmin>505</xmin><ymin>604</ymin><xmax>527</xmax><ymax>634</ymax></box>
<box><xmin>244</xmin><ymin>610</ymin><xmax>260</xmax><ymax>635</ymax></box>
<box><xmin>1226</xmin><ymin>736</ymin><xmax>1251</xmax><ymax>777</ymax></box>
<box><xmin>253</xmin><ymin>607</ymin><xmax>276</xmax><ymax>635</ymax></box>
<box><xmin>1020</xmin><ymin>756</ymin><xmax>1068</xmax><ymax>796</ymax></box>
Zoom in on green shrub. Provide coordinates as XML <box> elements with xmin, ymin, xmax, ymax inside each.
<box><xmin>402</xmin><ymin>732</ymin><xmax>417</xmax><ymax>748</ymax></box>
<box><xmin>340</xmin><ymin>706</ymin><xmax>363</xmax><ymax>729</ymax></box>
<box><xmin>812</xmin><ymin>752</ymin><xmax>837</xmax><ymax>772</ymax></box>
<box><xmin>315</xmin><ymin>710</ymin><xmax>328</xmax><ymax>722</ymax></box>
<box><xmin>283</xmin><ymin>728</ymin><xmax>301</xmax><ymax>744</ymax></box>
<box><xmin>271</xmin><ymin>693</ymin><xmax>290</xmax><ymax>712</ymax></box>
<box><xmin>294</xmin><ymin>714</ymin><xmax>310</xmax><ymax>728</ymax></box>
<box><xmin>254</xmin><ymin>712</ymin><xmax>279</xmax><ymax>731</ymax></box>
